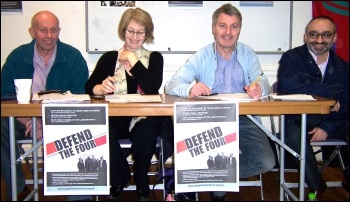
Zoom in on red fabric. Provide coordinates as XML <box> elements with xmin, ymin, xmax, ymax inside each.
<box><xmin>137</xmin><ymin>85</ymin><xmax>144</xmax><ymax>94</ymax></box>
<box><xmin>312</xmin><ymin>1</ymin><xmax>349</xmax><ymax>62</ymax></box>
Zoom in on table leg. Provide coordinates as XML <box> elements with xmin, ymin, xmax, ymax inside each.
<box><xmin>245</xmin><ymin>115</ymin><xmax>301</xmax><ymax>201</ymax></box>
<box><xmin>9</xmin><ymin>116</ymin><xmax>17</xmax><ymax>200</ymax></box>
<box><xmin>9</xmin><ymin>117</ymin><xmax>40</xmax><ymax>201</ymax></box>
<box><xmin>32</xmin><ymin>117</ymin><xmax>39</xmax><ymax>201</ymax></box>
<box><xmin>279</xmin><ymin>115</ymin><xmax>285</xmax><ymax>201</ymax></box>
<box><xmin>279</xmin><ymin>114</ymin><xmax>307</xmax><ymax>201</ymax></box>
<box><xmin>299</xmin><ymin>114</ymin><xmax>307</xmax><ymax>200</ymax></box>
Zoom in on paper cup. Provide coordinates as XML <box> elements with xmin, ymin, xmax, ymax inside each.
<box><xmin>14</xmin><ymin>79</ymin><xmax>32</xmax><ymax>103</ymax></box>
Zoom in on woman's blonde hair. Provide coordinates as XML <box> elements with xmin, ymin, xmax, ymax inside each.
<box><xmin>118</xmin><ymin>7</ymin><xmax>154</xmax><ymax>44</ymax></box>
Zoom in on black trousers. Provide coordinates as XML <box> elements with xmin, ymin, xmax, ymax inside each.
<box><xmin>108</xmin><ymin>116</ymin><xmax>173</xmax><ymax>190</ymax></box>
<box><xmin>285</xmin><ymin>114</ymin><xmax>349</xmax><ymax>190</ymax></box>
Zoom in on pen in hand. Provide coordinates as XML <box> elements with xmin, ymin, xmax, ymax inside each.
<box><xmin>203</xmin><ymin>93</ymin><xmax>218</xmax><ymax>96</ymax></box>
<box><xmin>249</xmin><ymin>73</ymin><xmax>264</xmax><ymax>88</ymax></box>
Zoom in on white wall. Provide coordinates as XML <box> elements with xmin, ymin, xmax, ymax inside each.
<box><xmin>1</xmin><ymin>1</ymin><xmax>312</xmax><ymax>130</ymax></box>
<box><xmin>1</xmin><ymin>1</ymin><xmax>312</xmax><ymax>75</ymax></box>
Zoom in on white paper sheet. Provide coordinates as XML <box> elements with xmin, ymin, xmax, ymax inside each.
<box><xmin>32</xmin><ymin>91</ymin><xmax>91</xmax><ymax>103</ymax></box>
<box><xmin>105</xmin><ymin>94</ymin><xmax>162</xmax><ymax>103</ymax></box>
<box><xmin>197</xmin><ymin>93</ymin><xmax>257</xmax><ymax>102</ymax></box>
<box><xmin>271</xmin><ymin>94</ymin><xmax>316</xmax><ymax>101</ymax></box>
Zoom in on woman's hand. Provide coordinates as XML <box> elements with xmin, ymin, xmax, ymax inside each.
<box><xmin>119</xmin><ymin>50</ymin><xmax>139</xmax><ymax>75</ymax></box>
<box><xmin>93</xmin><ymin>76</ymin><xmax>115</xmax><ymax>95</ymax></box>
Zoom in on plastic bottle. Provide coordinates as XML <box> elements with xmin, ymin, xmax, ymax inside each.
<box><xmin>307</xmin><ymin>192</ymin><xmax>317</xmax><ymax>201</ymax></box>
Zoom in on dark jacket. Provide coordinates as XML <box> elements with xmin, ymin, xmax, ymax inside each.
<box><xmin>1</xmin><ymin>39</ymin><xmax>88</xmax><ymax>96</ymax></box>
<box><xmin>277</xmin><ymin>44</ymin><xmax>349</xmax><ymax>136</ymax></box>
<box><xmin>85</xmin><ymin>51</ymin><xmax>164</xmax><ymax>95</ymax></box>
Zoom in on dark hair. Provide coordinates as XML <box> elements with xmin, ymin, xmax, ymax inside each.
<box><xmin>212</xmin><ymin>3</ymin><xmax>242</xmax><ymax>28</ymax></box>
<box><xmin>305</xmin><ymin>15</ymin><xmax>337</xmax><ymax>33</ymax></box>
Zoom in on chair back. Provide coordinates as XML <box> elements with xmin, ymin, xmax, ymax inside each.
<box><xmin>271</xmin><ymin>81</ymin><xmax>278</xmax><ymax>93</ymax></box>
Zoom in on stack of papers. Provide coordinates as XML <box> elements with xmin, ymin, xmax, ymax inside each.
<box><xmin>32</xmin><ymin>91</ymin><xmax>91</xmax><ymax>103</ymax></box>
<box><xmin>197</xmin><ymin>93</ymin><xmax>257</xmax><ymax>102</ymax></box>
<box><xmin>105</xmin><ymin>94</ymin><xmax>162</xmax><ymax>103</ymax></box>
<box><xmin>271</xmin><ymin>94</ymin><xmax>316</xmax><ymax>101</ymax></box>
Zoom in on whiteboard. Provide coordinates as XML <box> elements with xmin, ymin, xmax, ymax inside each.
<box><xmin>86</xmin><ymin>1</ymin><xmax>291</xmax><ymax>54</ymax></box>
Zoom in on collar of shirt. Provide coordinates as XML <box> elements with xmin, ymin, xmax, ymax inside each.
<box><xmin>32</xmin><ymin>42</ymin><xmax>57</xmax><ymax>94</ymax></box>
<box><xmin>308</xmin><ymin>49</ymin><xmax>329</xmax><ymax>77</ymax></box>
<box><xmin>212</xmin><ymin>48</ymin><xmax>244</xmax><ymax>94</ymax></box>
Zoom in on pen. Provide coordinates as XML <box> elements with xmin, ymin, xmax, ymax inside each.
<box><xmin>249</xmin><ymin>73</ymin><xmax>264</xmax><ymax>88</ymax></box>
<box><xmin>204</xmin><ymin>93</ymin><xmax>218</xmax><ymax>96</ymax></box>
<box><xmin>38</xmin><ymin>90</ymin><xmax>64</xmax><ymax>97</ymax></box>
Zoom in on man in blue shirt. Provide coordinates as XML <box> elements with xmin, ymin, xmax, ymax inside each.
<box><xmin>165</xmin><ymin>3</ymin><xmax>275</xmax><ymax>201</ymax></box>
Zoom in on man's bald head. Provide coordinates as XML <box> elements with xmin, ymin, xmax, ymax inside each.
<box><xmin>29</xmin><ymin>10</ymin><xmax>61</xmax><ymax>55</ymax></box>
<box><xmin>31</xmin><ymin>10</ymin><xmax>59</xmax><ymax>28</ymax></box>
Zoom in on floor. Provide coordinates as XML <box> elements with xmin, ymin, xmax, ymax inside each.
<box><xmin>1</xmin><ymin>162</ymin><xmax>349</xmax><ymax>201</ymax></box>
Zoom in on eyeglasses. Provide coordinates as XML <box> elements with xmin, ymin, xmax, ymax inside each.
<box><xmin>39</xmin><ymin>28</ymin><xmax>59</xmax><ymax>35</ymax></box>
<box><xmin>308</xmin><ymin>31</ymin><xmax>335</xmax><ymax>39</ymax></box>
<box><xmin>125</xmin><ymin>29</ymin><xmax>146</xmax><ymax>37</ymax></box>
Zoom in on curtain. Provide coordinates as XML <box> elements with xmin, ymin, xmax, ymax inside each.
<box><xmin>312</xmin><ymin>1</ymin><xmax>349</xmax><ymax>62</ymax></box>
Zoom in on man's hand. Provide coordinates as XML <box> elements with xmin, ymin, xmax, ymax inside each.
<box><xmin>309</xmin><ymin>127</ymin><xmax>328</xmax><ymax>142</ymax></box>
<box><xmin>189</xmin><ymin>82</ymin><xmax>211</xmax><ymax>98</ymax></box>
<box><xmin>17</xmin><ymin>117</ymin><xmax>43</xmax><ymax>140</ymax></box>
<box><xmin>244</xmin><ymin>84</ymin><xmax>262</xmax><ymax>99</ymax></box>
<box><xmin>330</xmin><ymin>101</ymin><xmax>340</xmax><ymax>112</ymax></box>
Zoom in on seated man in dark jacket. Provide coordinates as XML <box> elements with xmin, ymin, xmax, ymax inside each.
<box><xmin>277</xmin><ymin>15</ymin><xmax>349</xmax><ymax>199</ymax></box>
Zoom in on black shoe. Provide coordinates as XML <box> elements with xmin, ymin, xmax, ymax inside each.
<box><xmin>137</xmin><ymin>189</ymin><xmax>150</xmax><ymax>201</ymax></box>
<box><xmin>210</xmin><ymin>192</ymin><xmax>226</xmax><ymax>201</ymax></box>
<box><xmin>342</xmin><ymin>179</ymin><xmax>349</xmax><ymax>192</ymax></box>
<box><xmin>107</xmin><ymin>182</ymin><xmax>129</xmax><ymax>199</ymax></box>
<box><xmin>6</xmin><ymin>186</ymin><xmax>32</xmax><ymax>201</ymax></box>
<box><xmin>175</xmin><ymin>193</ymin><xmax>196</xmax><ymax>201</ymax></box>
<box><xmin>318</xmin><ymin>179</ymin><xmax>327</xmax><ymax>194</ymax></box>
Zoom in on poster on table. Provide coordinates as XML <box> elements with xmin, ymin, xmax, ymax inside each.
<box><xmin>42</xmin><ymin>104</ymin><xmax>109</xmax><ymax>195</ymax></box>
<box><xmin>174</xmin><ymin>101</ymin><xmax>239</xmax><ymax>193</ymax></box>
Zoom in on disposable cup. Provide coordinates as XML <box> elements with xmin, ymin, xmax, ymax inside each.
<box><xmin>14</xmin><ymin>79</ymin><xmax>32</xmax><ymax>103</ymax></box>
